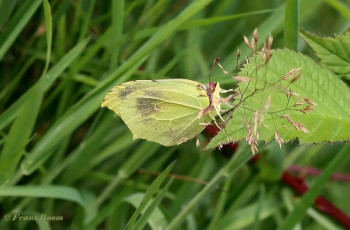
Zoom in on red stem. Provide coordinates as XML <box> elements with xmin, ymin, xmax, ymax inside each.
<box><xmin>287</xmin><ymin>165</ymin><xmax>350</xmax><ymax>183</ymax></box>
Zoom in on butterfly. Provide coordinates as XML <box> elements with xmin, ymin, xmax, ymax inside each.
<box><xmin>101</xmin><ymin>77</ymin><xmax>225</xmax><ymax>146</ymax></box>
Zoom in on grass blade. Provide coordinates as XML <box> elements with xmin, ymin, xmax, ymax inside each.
<box><xmin>127</xmin><ymin>161</ymin><xmax>175</xmax><ymax>230</ymax></box>
<box><xmin>0</xmin><ymin>0</ymin><xmax>52</xmax><ymax>181</ymax></box>
<box><xmin>134</xmin><ymin>178</ymin><xmax>173</xmax><ymax>230</ymax></box>
<box><xmin>0</xmin><ymin>38</ymin><xmax>89</xmax><ymax>131</ymax></box>
<box><xmin>0</xmin><ymin>0</ymin><xmax>42</xmax><ymax>60</ymax></box>
<box><xmin>110</xmin><ymin>0</ymin><xmax>124</xmax><ymax>68</ymax></box>
<box><xmin>284</xmin><ymin>0</ymin><xmax>299</xmax><ymax>50</ymax></box>
<box><xmin>0</xmin><ymin>185</ymin><xmax>86</xmax><ymax>208</ymax></box>
<box><xmin>166</xmin><ymin>144</ymin><xmax>251</xmax><ymax>230</ymax></box>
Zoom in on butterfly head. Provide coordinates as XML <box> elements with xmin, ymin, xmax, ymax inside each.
<box><xmin>207</xmin><ymin>80</ymin><xmax>217</xmax><ymax>94</ymax></box>
<box><xmin>207</xmin><ymin>57</ymin><xmax>221</xmax><ymax>94</ymax></box>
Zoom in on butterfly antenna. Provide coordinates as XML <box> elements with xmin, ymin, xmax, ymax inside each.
<box><xmin>236</xmin><ymin>48</ymin><xmax>241</xmax><ymax>75</ymax></box>
<box><xmin>209</xmin><ymin>57</ymin><xmax>220</xmax><ymax>84</ymax></box>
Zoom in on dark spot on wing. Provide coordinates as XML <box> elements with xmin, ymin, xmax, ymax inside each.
<box><xmin>136</xmin><ymin>98</ymin><xmax>160</xmax><ymax>116</ymax></box>
<box><xmin>118</xmin><ymin>85</ymin><xmax>134</xmax><ymax>99</ymax></box>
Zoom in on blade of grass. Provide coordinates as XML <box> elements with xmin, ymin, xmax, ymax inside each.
<box><xmin>0</xmin><ymin>86</ymin><xmax>42</xmax><ymax>180</ymax></box>
<box><xmin>78</xmin><ymin>0</ymin><xmax>96</xmax><ymax>42</ymax></box>
<box><xmin>71</xmin><ymin>27</ymin><xmax>111</xmax><ymax>76</ymax></box>
<box><xmin>56</xmin><ymin>14</ymin><xmax>66</xmax><ymax>57</ymax></box>
<box><xmin>135</xmin><ymin>177</ymin><xmax>173</xmax><ymax>230</ymax></box>
<box><xmin>307</xmin><ymin>208</ymin><xmax>343</xmax><ymax>230</ymax></box>
<box><xmin>84</xmin><ymin>186</ymin><xmax>134</xmax><ymax>230</ymax></box>
<box><xmin>141</xmin><ymin>0</ymin><xmax>169</xmax><ymax>25</ymax></box>
<box><xmin>180</xmin><ymin>9</ymin><xmax>277</xmax><ymax>29</ymax></box>
<box><xmin>51</xmin><ymin>0</ymin><xmax>70</xmax><ymax>28</ymax></box>
<box><xmin>0</xmin><ymin>185</ymin><xmax>86</xmax><ymax>208</ymax></box>
<box><xmin>0</xmin><ymin>0</ymin><xmax>17</xmax><ymax>28</ymax></box>
<box><xmin>284</xmin><ymin>0</ymin><xmax>299</xmax><ymax>50</ymax></box>
<box><xmin>219</xmin><ymin>197</ymin><xmax>279</xmax><ymax>229</ymax></box>
<box><xmin>0</xmin><ymin>57</ymin><xmax>35</xmax><ymax>105</ymax></box>
<box><xmin>277</xmin><ymin>143</ymin><xmax>350</xmax><ymax>230</ymax></box>
<box><xmin>0</xmin><ymin>38</ymin><xmax>89</xmax><ymax>131</ymax></box>
<box><xmin>85</xmin><ymin>142</ymin><xmax>161</xmax><ymax>223</ymax></box>
<box><xmin>123</xmin><ymin>9</ymin><xmax>278</xmax><ymax>42</ymax></box>
<box><xmin>110</xmin><ymin>0</ymin><xmax>124</xmax><ymax>69</ymax></box>
<box><xmin>51</xmin><ymin>118</ymin><xmax>129</xmax><ymax>184</ymax></box>
<box><xmin>122</xmin><ymin>193</ymin><xmax>168</xmax><ymax>230</ymax></box>
<box><xmin>168</xmin><ymin>151</ymin><xmax>216</xmax><ymax>214</ymax></box>
<box><xmin>166</xmin><ymin>144</ymin><xmax>251</xmax><ymax>230</ymax></box>
<box><xmin>207</xmin><ymin>173</ymin><xmax>233</xmax><ymax>230</ymax></box>
<box><xmin>252</xmin><ymin>184</ymin><xmax>266</xmax><ymax>230</ymax></box>
<box><xmin>0</xmin><ymin>0</ymin><xmax>52</xmax><ymax>181</ymax></box>
<box><xmin>127</xmin><ymin>162</ymin><xmax>175</xmax><ymax>230</ymax></box>
<box><xmin>0</xmin><ymin>0</ymin><xmax>42</xmax><ymax>60</ymax></box>
<box><xmin>324</xmin><ymin>0</ymin><xmax>350</xmax><ymax>21</ymax></box>
<box><xmin>42</xmin><ymin>0</ymin><xmax>52</xmax><ymax>73</ymax></box>
<box><xmin>0</xmin><ymin>39</ymin><xmax>89</xmax><ymax>133</ymax></box>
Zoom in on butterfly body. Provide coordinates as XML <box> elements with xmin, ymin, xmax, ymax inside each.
<box><xmin>102</xmin><ymin>79</ymin><xmax>221</xmax><ymax>146</ymax></box>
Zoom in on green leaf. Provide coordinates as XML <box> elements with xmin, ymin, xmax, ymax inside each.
<box><xmin>208</xmin><ymin>49</ymin><xmax>350</xmax><ymax>149</ymax></box>
<box><xmin>300</xmin><ymin>30</ymin><xmax>350</xmax><ymax>79</ymax></box>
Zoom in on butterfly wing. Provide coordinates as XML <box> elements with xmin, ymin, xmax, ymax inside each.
<box><xmin>102</xmin><ymin>79</ymin><xmax>215</xmax><ymax>146</ymax></box>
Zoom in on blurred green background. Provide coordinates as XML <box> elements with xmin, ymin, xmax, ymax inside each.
<box><xmin>0</xmin><ymin>0</ymin><xmax>349</xmax><ymax>229</ymax></box>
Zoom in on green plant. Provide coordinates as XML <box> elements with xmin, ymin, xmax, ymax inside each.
<box><xmin>0</xmin><ymin>0</ymin><xmax>349</xmax><ymax>229</ymax></box>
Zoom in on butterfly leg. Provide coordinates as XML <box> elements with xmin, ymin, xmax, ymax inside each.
<box><xmin>220</xmin><ymin>88</ymin><xmax>235</xmax><ymax>93</ymax></box>
<box><xmin>210</xmin><ymin>115</ymin><xmax>222</xmax><ymax>130</ymax></box>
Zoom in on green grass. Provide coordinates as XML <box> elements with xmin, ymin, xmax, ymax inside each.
<box><xmin>0</xmin><ymin>0</ymin><xmax>349</xmax><ymax>229</ymax></box>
